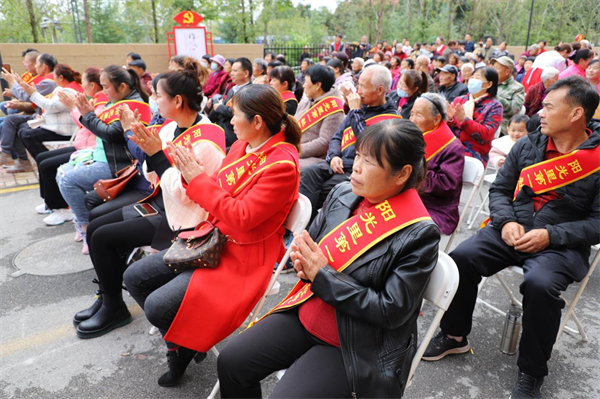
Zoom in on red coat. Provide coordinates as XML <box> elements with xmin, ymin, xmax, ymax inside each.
<box><xmin>164</xmin><ymin>132</ymin><xmax>300</xmax><ymax>352</ymax></box>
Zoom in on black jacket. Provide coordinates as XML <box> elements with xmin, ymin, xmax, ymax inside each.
<box><xmin>437</xmin><ymin>81</ymin><xmax>468</xmax><ymax>103</ymax></box>
<box><xmin>208</xmin><ymin>82</ymin><xmax>251</xmax><ymax>148</ymax></box>
<box><xmin>490</xmin><ymin>128</ymin><xmax>600</xmax><ymax>256</ymax></box>
<box><xmin>80</xmin><ymin>89</ymin><xmax>150</xmax><ymax>191</ymax></box>
<box><xmin>307</xmin><ymin>183</ymin><xmax>440</xmax><ymax>397</ymax></box>
<box><xmin>388</xmin><ymin>92</ymin><xmax>417</xmax><ymax>119</ymax></box>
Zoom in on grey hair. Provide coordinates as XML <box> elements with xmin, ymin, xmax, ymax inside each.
<box><xmin>541</xmin><ymin>67</ymin><xmax>560</xmax><ymax>83</ymax></box>
<box><xmin>365</xmin><ymin>64</ymin><xmax>392</xmax><ymax>92</ymax></box>
<box><xmin>354</xmin><ymin>57</ymin><xmax>365</xmax><ymax>66</ymax></box>
<box><xmin>253</xmin><ymin>58</ymin><xmax>267</xmax><ymax>72</ymax></box>
<box><xmin>420</xmin><ymin>93</ymin><xmax>448</xmax><ymax>121</ymax></box>
<box><xmin>461</xmin><ymin>63</ymin><xmax>475</xmax><ymax>72</ymax></box>
<box><xmin>416</xmin><ymin>55</ymin><xmax>430</xmax><ymax>65</ymax></box>
<box><xmin>580</xmin><ymin>40</ymin><xmax>590</xmax><ymax>49</ymax></box>
<box><xmin>529</xmin><ymin>44</ymin><xmax>540</xmax><ymax>51</ymax></box>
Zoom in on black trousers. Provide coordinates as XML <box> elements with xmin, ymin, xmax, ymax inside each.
<box><xmin>299</xmin><ymin>161</ymin><xmax>351</xmax><ymax>220</ymax></box>
<box><xmin>19</xmin><ymin>126</ymin><xmax>71</xmax><ymax>159</ymax></box>
<box><xmin>35</xmin><ymin>146</ymin><xmax>75</xmax><ymax>210</ymax></box>
<box><xmin>87</xmin><ymin>207</ymin><xmax>158</xmax><ymax>296</ymax></box>
<box><xmin>440</xmin><ymin>226</ymin><xmax>589</xmax><ymax>378</ymax></box>
<box><xmin>86</xmin><ymin>189</ymin><xmax>149</xmax><ymax>222</ymax></box>
<box><xmin>218</xmin><ymin>308</ymin><xmax>351</xmax><ymax>398</ymax></box>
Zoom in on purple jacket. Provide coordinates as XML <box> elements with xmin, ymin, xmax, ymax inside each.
<box><xmin>420</xmin><ymin>123</ymin><xmax>465</xmax><ymax>234</ymax></box>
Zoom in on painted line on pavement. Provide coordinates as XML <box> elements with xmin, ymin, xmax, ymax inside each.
<box><xmin>0</xmin><ymin>184</ymin><xmax>39</xmax><ymax>195</ymax></box>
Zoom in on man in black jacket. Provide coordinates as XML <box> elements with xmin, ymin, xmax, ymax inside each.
<box><xmin>423</xmin><ymin>76</ymin><xmax>600</xmax><ymax>398</ymax></box>
<box><xmin>299</xmin><ymin>65</ymin><xmax>399</xmax><ymax>220</ymax></box>
<box><xmin>208</xmin><ymin>57</ymin><xmax>252</xmax><ymax>148</ymax></box>
<box><xmin>436</xmin><ymin>65</ymin><xmax>468</xmax><ymax>103</ymax></box>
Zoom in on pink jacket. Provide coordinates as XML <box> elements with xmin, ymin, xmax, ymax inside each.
<box><xmin>71</xmin><ymin>92</ymin><xmax>107</xmax><ymax>150</ymax></box>
<box><xmin>558</xmin><ymin>64</ymin><xmax>586</xmax><ymax>80</ymax></box>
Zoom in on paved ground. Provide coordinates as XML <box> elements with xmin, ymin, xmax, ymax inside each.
<box><xmin>0</xmin><ymin>184</ymin><xmax>598</xmax><ymax>399</ymax></box>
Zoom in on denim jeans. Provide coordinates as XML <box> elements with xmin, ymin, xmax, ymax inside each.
<box><xmin>56</xmin><ymin>160</ymin><xmax>111</xmax><ymax>225</ymax></box>
<box><xmin>0</xmin><ymin>101</ymin><xmax>19</xmax><ymax>116</ymax></box>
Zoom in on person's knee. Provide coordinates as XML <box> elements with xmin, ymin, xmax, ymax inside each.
<box><xmin>19</xmin><ymin>128</ymin><xmax>34</xmax><ymax>140</ymax></box>
<box><xmin>217</xmin><ymin>338</ymin><xmax>250</xmax><ymax>384</ymax></box>
<box><xmin>521</xmin><ymin>273</ymin><xmax>560</xmax><ymax>300</ymax></box>
<box><xmin>144</xmin><ymin>292</ymin><xmax>173</xmax><ymax>330</ymax></box>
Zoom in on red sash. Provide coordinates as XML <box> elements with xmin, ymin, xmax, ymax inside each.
<box><xmin>92</xmin><ymin>92</ymin><xmax>109</xmax><ymax>108</ymax></box>
<box><xmin>340</xmin><ymin>113</ymin><xmax>402</xmax><ymax>151</ymax></box>
<box><xmin>423</xmin><ymin>122</ymin><xmax>458</xmax><ymax>162</ymax></box>
<box><xmin>216</xmin><ymin>132</ymin><xmax>299</xmax><ymax>195</ymax></box>
<box><xmin>97</xmin><ymin>100</ymin><xmax>152</xmax><ymax>125</ymax></box>
<box><xmin>63</xmin><ymin>81</ymin><xmax>84</xmax><ymax>94</ymax></box>
<box><xmin>165</xmin><ymin>122</ymin><xmax>226</xmax><ymax>160</ymax></box>
<box><xmin>513</xmin><ymin>145</ymin><xmax>600</xmax><ymax>200</ymax></box>
<box><xmin>252</xmin><ymin>189</ymin><xmax>431</xmax><ymax>325</ymax></box>
<box><xmin>297</xmin><ymin>96</ymin><xmax>344</xmax><ymax>133</ymax></box>
<box><xmin>22</xmin><ymin>72</ymin><xmax>35</xmax><ymax>85</ymax></box>
<box><xmin>30</xmin><ymin>73</ymin><xmax>54</xmax><ymax>86</ymax></box>
<box><xmin>280</xmin><ymin>91</ymin><xmax>297</xmax><ymax>103</ymax></box>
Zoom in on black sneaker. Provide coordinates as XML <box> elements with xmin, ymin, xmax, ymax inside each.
<box><xmin>422</xmin><ymin>331</ymin><xmax>470</xmax><ymax>361</ymax></box>
<box><xmin>510</xmin><ymin>370</ymin><xmax>544</xmax><ymax>398</ymax></box>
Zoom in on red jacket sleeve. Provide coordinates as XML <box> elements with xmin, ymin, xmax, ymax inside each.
<box><xmin>185</xmin><ymin>162</ymin><xmax>299</xmax><ymax>231</ymax></box>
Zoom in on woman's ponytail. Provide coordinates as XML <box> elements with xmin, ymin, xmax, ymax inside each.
<box><xmin>283</xmin><ymin>113</ymin><xmax>302</xmax><ymax>153</ymax></box>
<box><xmin>126</xmin><ymin>68</ymin><xmax>149</xmax><ymax>103</ymax></box>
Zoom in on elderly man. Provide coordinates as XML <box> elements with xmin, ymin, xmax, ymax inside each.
<box><xmin>299</xmin><ymin>65</ymin><xmax>399</xmax><ymax>219</ymax></box>
<box><xmin>524</xmin><ymin>67</ymin><xmax>559</xmax><ymax>117</ymax></box>
<box><xmin>493</xmin><ymin>56</ymin><xmax>525</xmax><ymax>136</ymax></box>
<box><xmin>436</xmin><ymin>65</ymin><xmax>468</xmax><ymax>103</ymax></box>
<box><xmin>208</xmin><ymin>57</ymin><xmax>252</xmax><ymax>147</ymax></box>
<box><xmin>410</xmin><ymin>93</ymin><xmax>464</xmax><ymax>234</ymax></box>
<box><xmin>0</xmin><ymin>52</ymin><xmax>57</xmax><ymax>172</ymax></box>
<box><xmin>423</xmin><ymin>76</ymin><xmax>600</xmax><ymax>399</ymax></box>
<box><xmin>351</xmin><ymin>57</ymin><xmax>364</xmax><ymax>83</ymax></box>
<box><xmin>416</xmin><ymin>55</ymin><xmax>435</xmax><ymax>92</ymax></box>
<box><xmin>483</xmin><ymin>37</ymin><xmax>495</xmax><ymax>60</ymax></box>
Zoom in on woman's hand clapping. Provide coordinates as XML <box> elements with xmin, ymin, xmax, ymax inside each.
<box><xmin>167</xmin><ymin>142</ymin><xmax>205</xmax><ymax>183</ymax></box>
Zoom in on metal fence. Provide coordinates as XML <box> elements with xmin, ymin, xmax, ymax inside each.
<box><xmin>263</xmin><ymin>45</ymin><xmax>328</xmax><ymax>68</ymax></box>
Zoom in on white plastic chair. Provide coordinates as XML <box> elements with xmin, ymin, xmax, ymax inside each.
<box><xmin>466</xmin><ymin>172</ymin><xmax>497</xmax><ymax>230</ymax></box>
<box><xmin>43</xmin><ymin>129</ymin><xmax>77</xmax><ymax>151</ymax></box>
<box><xmin>444</xmin><ymin>156</ymin><xmax>485</xmax><ymax>253</ymax></box>
<box><xmin>207</xmin><ymin>194</ymin><xmax>312</xmax><ymax>399</ymax></box>
<box><xmin>272</xmin><ymin>252</ymin><xmax>460</xmax><ymax>393</ymax></box>
<box><xmin>476</xmin><ymin>244</ymin><xmax>599</xmax><ymax>342</ymax></box>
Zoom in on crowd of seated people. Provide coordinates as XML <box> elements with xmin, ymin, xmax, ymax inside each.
<box><xmin>1</xmin><ymin>35</ymin><xmax>598</xmax><ymax>399</ymax></box>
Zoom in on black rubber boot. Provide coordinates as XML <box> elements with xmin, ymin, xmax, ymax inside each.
<box><xmin>157</xmin><ymin>347</ymin><xmax>207</xmax><ymax>387</ymax></box>
<box><xmin>73</xmin><ymin>279</ymin><xmax>104</xmax><ymax>326</ymax></box>
<box><xmin>75</xmin><ymin>293</ymin><xmax>132</xmax><ymax>339</ymax></box>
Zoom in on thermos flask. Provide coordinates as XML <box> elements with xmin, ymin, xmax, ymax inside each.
<box><xmin>500</xmin><ymin>306</ymin><xmax>522</xmax><ymax>355</ymax></box>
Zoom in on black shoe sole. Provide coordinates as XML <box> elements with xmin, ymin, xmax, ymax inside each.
<box><xmin>76</xmin><ymin>313</ymin><xmax>133</xmax><ymax>339</ymax></box>
<box><xmin>422</xmin><ymin>343</ymin><xmax>471</xmax><ymax>361</ymax></box>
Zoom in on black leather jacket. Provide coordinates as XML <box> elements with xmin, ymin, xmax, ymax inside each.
<box><xmin>307</xmin><ymin>182</ymin><xmax>440</xmax><ymax>397</ymax></box>
<box><xmin>489</xmin><ymin>128</ymin><xmax>599</xmax><ymax>262</ymax></box>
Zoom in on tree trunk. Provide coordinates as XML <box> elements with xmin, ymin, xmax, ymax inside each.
<box><xmin>375</xmin><ymin>0</ymin><xmax>385</xmax><ymax>44</ymax></box>
<box><xmin>241</xmin><ymin>0</ymin><xmax>248</xmax><ymax>43</ymax></box>
<box><xmin>369</xmin><ymin>0</ymin><xmax>373</xmax><ymax>44</ymax></box>
<box><xmin>447</xmin><ymin>0</ymin><xmax>453</xmax><ymax>40</ymax></box>
<box><xmin>249</xmin><ymin>0</ymin><xmax>255</xmax><ymax>27</ymax></box>
<box><xmin>466</xmin><ymin>0</ymin><xmax>476</xmax><ymax>37</ymax></box>
<box><xmin>83</xmin><ymin>0</ymin><xmax>92</xmax><ymax>43</ymax></box>
<box><xmin>25</xmin><ymin>0</ymin><xmax>39</xmax><ymax>43</ymax></box>
<box><xmin>407</xmin><ymin>0</ymin><xmax>412</xmax><ymax>33</ymax></box>
<box><xmin>151</xmin><ymin>0</ymin><xmax>159</xmax><ymax>43</ymax></box>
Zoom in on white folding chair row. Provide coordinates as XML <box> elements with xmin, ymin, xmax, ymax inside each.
<box><xmin>43</xmin><ymin>129</ymin><xmax>77</xmax><ymax>151</ymax></box>
<box><xmin>476</xmin><ymin>244</ymin><xmax>599</xmax><ymax>342</ymax></box>
<box><xmin>444</xmin><ymin>156</ymin><xmax>485</xmax><ymax>253</ymax></box>
<box><xmin>273</xmin><ymin>252</ymin><xmax>460</xmax><ymax>393</ymax></box>
<box><xmin>207</xmin><ymin>194</ymin><xmax>312</xmax><ymax>399</ymax></box>
<box><xmin>466</xmin><ymin>172</ymin><xmax>497</xmax><ymax>230</ymax></box>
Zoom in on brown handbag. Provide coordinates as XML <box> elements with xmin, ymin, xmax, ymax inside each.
<box><xmin>93</xmin><ymin>160</ymin><xmax>139</xmax><ymax>202</ymax></box>
<box><xmin>163</xmin><ymin>221</ymin><xmax>229</xmax><ymax>273</ymax></box>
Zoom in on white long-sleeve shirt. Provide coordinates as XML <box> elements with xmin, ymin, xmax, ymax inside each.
<box><xmin>30</xmin><ymin>86</ymin><xmax>80</xmax><ymax>136</ymax></box>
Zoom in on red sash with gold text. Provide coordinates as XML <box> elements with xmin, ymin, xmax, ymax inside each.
<box><xmin>297</xmin><ymin>96</ymin><xmax>344</xmax><ymax>133</ymax></box>
<box><xmin>63</xmin><ymin>81</ymin><xmax>84</xmax><ymax>94</ymax></box>
<box><xmin>513</xmin><ymin>146</ymin><xmax>600</xmax><ymax>200</ymax></box>
<box><xmin>97</xmin><ymin>100</ymin><xmax>151</xmax><ymax>125</ymax></box>
<box><xmin>280</xmin><ymin>91</ymin><xmax>297</xmax><ymax>103</ymax></box>
<box><xmin>253</xmin><ymin>189</ymin><xmax>431</xmax><ymax>324</ymax></box>
<box><xmin>165</xmin><ymin>122</ymin><xmax>226</xmax><ymax>159</ymax></box>
<box><xmin>216</xmin><ymin>134</ymin><xmax>299</xmax><ymax>196</ymax></box>
<box><xmin>340</xmin><ymin>113</ymin><xmax>402</xmax><ymax>151</ymax></box>
<box><xmin>22</xmin><ymin>72</ymin><xmax>35</xmax><ymax>85</ymax></box>
<box><xmin>423</xmin><ymin>122</ymin><xmax>458</xmax><ymax>162</ymax></box>
<box><xmin>92</xmin><ymin>92</ymin><xmax>109</xmax><ymax>108</ymax></box>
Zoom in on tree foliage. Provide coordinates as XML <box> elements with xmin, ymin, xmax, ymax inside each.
<box><xmin>0</xmin><ymin>0</ymin><xmax>598</xmax><ymax>46</ymax></box>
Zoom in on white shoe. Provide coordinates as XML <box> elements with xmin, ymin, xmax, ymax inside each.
<box><xmin>35</xmin><ymin>203</ymin><xmax>52</xmax><ymax>214</ymax></box>
<box><xmin>43</xmin><ymin>209</ymin><xmax>75</xmax><ymax>226</ymax></box>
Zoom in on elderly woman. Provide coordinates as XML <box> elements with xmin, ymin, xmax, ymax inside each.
<box><xmin>448</xmin><ymin>66</ymin><xmax>503</xmax><ymax>165</ymax></box>
<box><xmin>587</xmin><ymin>60</ymin><xmax>600</xmax><ymax>119</ymax></box>
<box><xmin>294</xmin><ymin>65</ymin><xmax>345</xmax><ymax>170</ymax></box>
<box><xmin>252</xmin><ymin>58</ymin><xmax>268</xmax><ymax>85</ymax></box>
<box><xmin>217</xmin><ymin>119</ymin><xmax>440</xmax><ymax>398</ymax></box>
<box><xmin>524</xmin><ymin>67</ymin><xmax>559</xmax><ymax>117</ymax></box>
<box><xmin>459</xmin><ymin>63</ymin><xmax>474</xmax><ymax>85</ymax></box>
<box><xmin>410</xmin><ymin>93</ymin><xmax>465</xmax><ymax>235</ymax></box>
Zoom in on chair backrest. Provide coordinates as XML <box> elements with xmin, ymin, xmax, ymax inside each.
<box><xmin>284</xmin><ymin>194</ymin><xmax>312</xmax><ymax>234</ymax></box>
<box><xmin>423</xmin><ymin>252</ymin><xmax>460</xmax><ymax>311</ymax></box>
<box><xmin>462</xmin><ymin>156</ymin><xmax>485</xmax><ymax>186</ymax></box>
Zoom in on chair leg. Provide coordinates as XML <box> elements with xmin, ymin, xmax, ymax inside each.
<box><xmin>468</xmin><ymin>195</ymin><xmax>489</xmax><ymax>230</ymax></box>
<box><xmin>495</xmin><ymin>274</ymin><xmax>522</xmax><ymax>307</ymax></box>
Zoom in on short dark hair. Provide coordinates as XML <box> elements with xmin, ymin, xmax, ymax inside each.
<box><xmin>270</xmin><ymin>66</ymin><xmax>296</xmax><ymax>91</ymax></box>
<box><xmin>326</xmin><ymin>58</ymin><xmax>344</xmax><ymax>72</ymax></box>
<box><xmin>402</xmin><ymin>58</ymin><xmax>415</xmax><ymax>69</ymax></box>
<box><xmin>226</xmin><ymin>58</ymin><xmax>235</xmax><ymax>65</ymax></box>
<box><xmin>509</xmin><ymin>114</ymin><xmax>530</xmax><ymax>126</ymax></box>
<box><xmin>268</xmin><ymin>60</ymin><xmax>283</xmax><ymax>68</ymax></box>
<box><xmin>127</xmin><ymin>52</ymin><xmax>141</xmax><ymax>60</ymax></box>
<box><xmin>265</xmin><ymin>51</ymin><xmax>276</xmax><ymax>60</ymax></box>
<box><xmin>356</xmin><ymin>119</ymin><xmax>427</xmax><ymax>191</ymax></box>
<box><xmin>435</xmin><ymin>56</ymin><xmax>446</xmax><ymax>64</ymax></box>
<box><xmin>305</xmin><ymin>64</ymin><xmax>335</xmax><ymax>92</ymax></box>
<box><xmin>128</xmin><ymin>59</ymin><xmax>147</xmax><ymax>71</ymax></box>
<box><xmin>546</xmin><ymin>76</ymin><xmax>600</xmax><ymax>122</ymax></box>
<box><xmin>38</xmin><ymin>53</ymin><xmax>58</xmax><ymax>71</ymax></box>
<box><xmin>21</xmin><ymin>48</ymin><xmax>38</xmax><ymax>57</ymax></box>
<box><xmin>275</xmin><ymin>54</ymin><xmax>286</xmax><ymax>64</ymax></box>
<box><xmin>234</xmin><ymin>57</ymin><xmax>253</xmax><ymax>76</ymax></box>
<box><xmin>336</xmin><ymin>34</ymin><xmax>343</xmax><ymax>38</ymax></box>
<box><xmin>475</xmin><ymin>66</ymin><xmax>499</xmax><ymax>97</ymax></box>
<box><xmin>569</xmin><ymin>48</ymin><xmax>594</xmax><ymax>64</ymax></box>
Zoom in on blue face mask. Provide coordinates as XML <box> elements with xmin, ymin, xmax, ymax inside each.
<box><xmin>467</xmin><ymin>78</ymin><xmax>484</xmax><ymax>94</ymax></box>
<box><xmin>149</xmin><ymin>97</ymin><xmax>159</xmax><ymax>115</ymax></box>
<box><xmin>396</xmin><ymin>88</ymin><xmax>409</xmax><ymax>98</ymax></box>
<box><xmin>211</xmin><ymin>62</ymin><xmax>218</xmax><ymax>71</ymax></box>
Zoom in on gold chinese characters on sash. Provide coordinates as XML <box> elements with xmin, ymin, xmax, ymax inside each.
<box><xmin>340</xmin><ymin>113</ymin><xmax>402</xmax><ymax>151</ymax></box>
<box><xmin>97</xmin><ymin>100</ymin><xmax>152</xmax><ymax>125</ymax></box>
<box><xmin>252</xmin><ymin>189</ymin><xmax>431</xmax><ymax>325</ymax></box>
<box><xmin>297</xmin><ymin>96</ymin><xmax>344</xmax><ymax>133</ymax></box>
